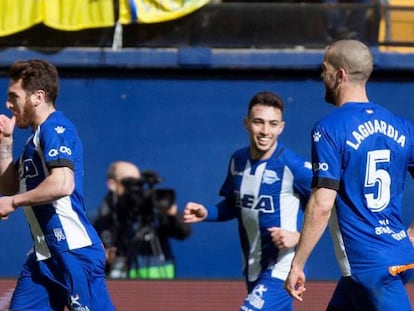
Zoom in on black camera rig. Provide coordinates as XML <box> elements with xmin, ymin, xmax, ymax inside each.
<box><xmin>119</xmin><ymin>170</ymin><xmax>176</xmax><ymax>225</ymax></box>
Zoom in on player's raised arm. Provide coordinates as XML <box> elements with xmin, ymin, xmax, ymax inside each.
<box><xmin>0</xmin><ymin>115</ymin><xmax>18</xmax><ymax>195</ymax></box>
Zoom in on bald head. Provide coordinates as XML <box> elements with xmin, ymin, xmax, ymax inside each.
<box><xmin>325</xmin><ymin>39</ymin><xmax>373</xmax><ymax>82</ymax></box>
<box><xmin>107</xmin><ymin>161</ymin><xmax>140</xmax><ymax>180</ymax></box>
<box><xmin>107</xmin><ymin>161</ymin><xmax>140</xmax><ymax>194</ymax></box>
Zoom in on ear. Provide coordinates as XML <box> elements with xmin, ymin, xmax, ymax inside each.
<box><xmin>278</xmin><ymin>120</ymin><xmax>286</xmax><ymax>134</ymax></box>
<box><xmin>31</xmin><ymin>90</ymin><xmax>46</xmax><ymax>107</ymax></box>
<box><xmin>107</xmin><ymin>178</ymin><xmax>117</xmax><ymax>192</ymax></box>
<box><xmin>243</xmin><ymin>117</ymin><xmax>249</xmax><ymax>130</ymax></box>
<box><xmin>336</xmin><ymin>68</ymin><xmax>346</xmax><ymax>82</ymax></box>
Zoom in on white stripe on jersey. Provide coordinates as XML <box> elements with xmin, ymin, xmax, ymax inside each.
<box><xmin>54</xmin><ymin>196</ymin><xmax>92</xmax><ymax>250</ymax></box>
<box><xmin>240</xmin><ymin>161</ymin><xmax>266</xmax><ymax>282</ymax></box>
<box><xmin>280</xmin><ymin>166</ymin><xmax>300</xmax><ymax>232</ymax></box>
<box><xmin>23</xmin><ymin>206</ymin><xmax>52</xmax><ymax>260</ymax></box>
<box><xmin>272</xmin><ymin>166</ymin><xmax>300</xmax><ymax>281</ymax></box>
<box><xmin>329</xmin><ymin>205</ymin><xmax>352</xmax><ymax>276</ymax></box>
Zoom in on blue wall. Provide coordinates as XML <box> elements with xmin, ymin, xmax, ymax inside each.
<box><xmin>0</xmin><ymin>48</ymin><xmax>414</xmax><ymax>280</ymax></box>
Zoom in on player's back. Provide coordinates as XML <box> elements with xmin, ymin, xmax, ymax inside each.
<box><xmin>339</xmin><ymin>102</ymin><xmax>412</xmax><ymax>210</ymax></box>
<box><xmin>314</xmin><ymin>102</ymin><xmax>414</xmax><ymax>274</ymax></box>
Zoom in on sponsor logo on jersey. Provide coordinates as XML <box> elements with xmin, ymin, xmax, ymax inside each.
<box><xmin>48</xmin><ymin>146</ymin><xmax>72</xmax><ymax>157</ymax></box>
<box><xmin>69</xmin><ymin>294</ymin><xmax>90</xmax><ymax>311</ymax></box>
<box><xmin>20</xmin><ymin>159</ymin><xmax>39</xmax><ymax>178</ymax></box>
<box><xmin>374</xmin><ymin>219</ymin><xmax>408</xmax><ymax>241</ymax></box>
<box><xmin>313</xmin><ymin>162</ymin><xmax>329</xmax><ymax>172</ymax></box>
<box><xmin>244</xmin><ymin>284</ymin><xmax>267</xmax><ymax>309</ymax></box>
<box><xmin>235</xmin><ymin>192</ymin><xmax>275</xmax><ymax>213</ymax></box>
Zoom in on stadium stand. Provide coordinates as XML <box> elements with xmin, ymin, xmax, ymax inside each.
<box><xmin>378</xmin><ymin>0</ymin><xmax>414</xmax><ymax>51</ymax></box>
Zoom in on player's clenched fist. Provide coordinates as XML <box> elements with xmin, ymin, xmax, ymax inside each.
<box><xmin>183</xmin><ymin>202</ymin><xmax>207</xmax><ymax>223</ymax></box>
<box><xmin>0</xmin><ymin>196</ymin><xmax>16</xmax><ymax>220</ymax></box>
<box><xmin>0</xmin><ymin>115</ymin><xmax>15</xmax><ymax>142</ymax></box>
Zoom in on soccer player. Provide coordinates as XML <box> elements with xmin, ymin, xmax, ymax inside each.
<box><xmin>184</xmin><ymin>91</ymin><xmax>312</xmax><ymax>311</ymax></box>
<box><xmin>0</xmin><ymin>59</ymin><xmax>115</xmax><ymax>310</ymax></box>
<box><xmin>285</xmin><ymin>39</ymin><xmax>414</xmax><ymax>311</ymax></box>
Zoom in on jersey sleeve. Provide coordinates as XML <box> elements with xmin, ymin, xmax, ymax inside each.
<box><xmin>205</xmin><ymin>200</ymin><xmax>237</xmax><ymax>222</ymax></box>
<box><xmin>205</xmin><ymin>156</ymin><xmax>238</xmax><ymax>222</ymax></box>
<box><xmin>283</xmin><ymin>148</ymin><xmax>313</xmax><ymax>202</ymax></box>
<box><xmin>311</xmin><ymin>123</ymin><xmax>341</xmax><ymax>190</ymax></box>
<box><xmin>39</xmin><ymin>122</ymin><xmax>76</xmax><ymax>171</ymax></box>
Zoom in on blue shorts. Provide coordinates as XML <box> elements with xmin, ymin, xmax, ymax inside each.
<box><xmin>327</xmin><ymin>267</ymin><xmax>413</xmax><ymax>311</ymax></box>
<box><xmin>240</xmin><ymin>270</ymin><xmax>293</xmax><ymax>311</ymax></box>
<box><xmin>10</xmin><ymin>243</ymin><xmax>115</xmax><ymax>311</ymax></box>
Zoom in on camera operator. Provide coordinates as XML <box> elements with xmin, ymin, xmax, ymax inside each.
<box><xmin>93</xmin><ymin>161</ymin><xmax>191</xmax><ymax>279</ymax></box>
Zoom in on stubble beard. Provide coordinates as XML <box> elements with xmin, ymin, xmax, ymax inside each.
<box><xmin>16</xmin><ymin>98</ymin><xmax>36</xmax><ymax>129</ymax></box>
<box><xmin>251</xmin><ymin>139</ymin><xmax>276</xmax><ymax>160</ymax></box>
<box><xmin>324</xmin><ymin>86</ymin><xmax>336</xmax><ymax>106</ymax></box>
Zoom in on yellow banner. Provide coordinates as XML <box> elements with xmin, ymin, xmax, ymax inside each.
<box><xmin>0</xmin><ymin>0</ymin><xmax>114</xmax><ymax>36</ymax></box>
<box><xmin>0</xmin><ymin>0</ymin><xmax>43</xmax><ymax>36</ymax></box>
<box><xmin>0</xmin><ymin>0</ymin><xmax>209</xmax><ymax>37</ymax></box>
<box><xmin>44</xmin><ymin>0</ymin><xmax>114</xmax><ymax>31</ymax></box>
<box><xmin>119</xmin><ymin>0</ymin><xmax>210</xmax><ymax>24</ymax></box>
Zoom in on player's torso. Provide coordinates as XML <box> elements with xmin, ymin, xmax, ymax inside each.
<box><xmin>18</xmin><ymin>112</ymin><xmax>97</xmax><ymax>259</ymax></box>
<box><xmin>225</xmin><ymin>146</ymin><xmax>304</xmax><ymax>280</ymax></box>
<box><xmin>316</xmin><ymin>103</ymin><xmax>414</xmax><ymax>272</ymax></box>
<box><xmin>230</xmin><ymin>147</ymin><xmax>302</xmax><ymax>229</ymax></box>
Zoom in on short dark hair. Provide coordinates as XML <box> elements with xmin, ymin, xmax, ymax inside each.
<box><xmin>9</xmin><ymin>59</ymin><xmax>59</xmax><ymax>104</ymax></box>
<box><xmin>248</xmin><ymin>91</ymin><xmax>284</xmax><ymax>116</ymax></box>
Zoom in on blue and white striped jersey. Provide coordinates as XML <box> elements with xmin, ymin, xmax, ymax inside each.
<box><xmin>311</xmin><ymin>102</ymin><xmax>414</xmax><ymax>276</ymax></box>
<box><xmin>18</xmin><ymin>111</ymin><xmax>101</xmax><ymax>260</ymax></box>
<box><xmin>207</xmin><ymin>143</ymin><xmax>312</xmax><ymax>283</ymax></box>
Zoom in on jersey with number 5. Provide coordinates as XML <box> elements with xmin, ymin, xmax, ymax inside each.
<box><xmin>311</xmin><ymin>102</ymin><xmax>414</xmax><ymax>276</ymax></box>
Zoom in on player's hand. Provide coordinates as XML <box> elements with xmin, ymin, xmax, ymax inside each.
<box><xmin>183</xmin><ymin>202</ymin><xmax>207</xmax><ymax>223</ymax></box>
<box><xmin>105</xmin><ymin>246</ymin><xmax>118</xmax><ymax>265</ymax></box>
<box><xmin>285</xmin><ymin>267</ymin><xmax>306</xmax><ymax>302</ymax></box>
<box><xmin>268</xmin><ymin>227</ymin><xmax>300</xmax><ymax>249</ymax></box>
<box><xmin>0</xmin><ymin>196</ymin><xmax>17</xmax><ymax>220</ymax></box>
<box><xmin>0</xmin><ymin>115</ymin><xmax>15</xmax><ymax>143</ymax></box>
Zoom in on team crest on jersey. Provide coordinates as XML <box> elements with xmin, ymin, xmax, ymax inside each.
<box><xmin>55</xmin><ymin>126</ymin><xmax>66</xmax><ymax>134</ymax></box>
<box><xmin>262</xmin><ymin>170</ymin><xmax>279</xmax><ymax>184</ymax></box>
<box><xmin>54</xmin><ymin>228</ymin><xmax>66</xmax><ymax>241</ymax></box>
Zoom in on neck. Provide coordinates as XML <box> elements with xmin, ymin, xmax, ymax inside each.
<box><xmin>250</xmin><ymin>143</ymin><xmax>277</xmax><ymax>161</ymax></box>
<box><xmin>336</xmin><ymin>84</ymin><xmax>369</xmax><ymax>107</ymax></box>
<box><xmin>32</xmin><ymin>106</ymin><xmax>56</xmax><ymax>130</ymax></box>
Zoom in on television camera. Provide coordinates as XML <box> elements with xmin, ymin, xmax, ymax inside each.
<box><xmin>118</xmin><ymin>170</ymin><xmax>176</xmax><ymax>226</ymax></box>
